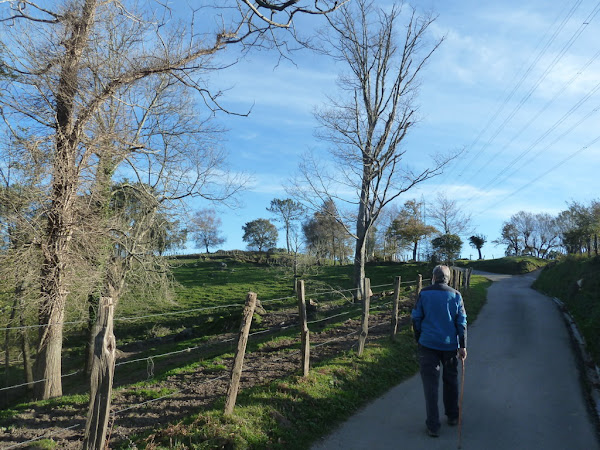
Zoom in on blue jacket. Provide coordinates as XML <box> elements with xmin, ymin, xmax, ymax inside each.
<box><xmin>411</xmin><ymin>282</ymin><xmax>467</xmax><ymax>351</ymax></box>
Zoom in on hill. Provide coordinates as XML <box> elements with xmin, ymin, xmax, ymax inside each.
<box><xmin>455</xmin><ymin>256</ymin><xmax>548</xmax><ymax>275</ymax></box>
<box><xmin>533</xmin><ymin>255</ymin><xmax>600</xmax><ymax>365</ymax></box>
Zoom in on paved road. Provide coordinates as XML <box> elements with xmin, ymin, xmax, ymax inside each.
<box><xmin>312</xmin><ymin>271</ymin><xmax>600</xmax><ymax>450</ymax></box>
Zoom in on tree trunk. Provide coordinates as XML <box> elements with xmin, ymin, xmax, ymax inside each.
<box><xmin>35</xmin><ymin>205</ymin><xmax>73</xmax><ymax>399</ymax></box>
<box><xmin>15</xmin><ymin>286</ymin><xmax>33</xmax><ymax>392</ymax></box>
<box><xmin>412</xmin><ymin>241</ymin><xmax>418</xmax><ymax>261</ymax></box>
<box><xmin>35</xmin><ymin>0</ymin><xmax>97</xmax><ymax>400</ymax></box>
<box><xmin>354</xmin><ymin>180</ymin><xmax>369</xmax><ymax>300</ymax></box>
<box><xmin>477</xmin><ymin>247</ymin><xmax>482</xmax><ymax>260</ymax></box>
<box><xmin>33</xmin><ymin>306</ymin><xmax>65</xmax><ymax>399</ymax></box>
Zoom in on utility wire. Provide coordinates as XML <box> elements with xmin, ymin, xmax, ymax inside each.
<box><xmin>440</xmin><ymin>0</ymin><xmax>582</xmax><ymax>185</ymax></box>
<box><xmin>477</xmin><ymin>133</ymin><xmax>600</xmax><ymax>214</ymax></box>
<box><xmin>459</xmin><ymin>0</ymin><xmax>599</xmax><ymax>182</ymax></box>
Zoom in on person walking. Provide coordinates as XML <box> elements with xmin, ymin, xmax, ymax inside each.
<box><xmin>411</xmin><ymin>264</ymin><xmax>467</xmax><ymax>437</ymax></box>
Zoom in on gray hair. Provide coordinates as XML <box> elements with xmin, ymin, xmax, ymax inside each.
<box><xmin>432</xmin><ymin>265</ymin><xmax>450</xmax><ymax>284</ymax></box>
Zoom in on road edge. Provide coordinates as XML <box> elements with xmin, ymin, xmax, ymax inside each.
<box><xmin>551</xmin><ymin>296</ymin><xmax>600</xmax><ymax>433</ymax></box>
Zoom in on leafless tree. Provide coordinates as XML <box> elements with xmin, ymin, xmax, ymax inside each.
<box><xmin>0</xmin><ymin>0</ymin><xmax>346</xmax><ymax>399</ymax></box>
<box><xmin>427</xmin><ymin>193</ymin><xmax>473</xmax><ymax>237</ymax></box>
<box><xmin>191</xmin><ymin>208</ymin><xmax>227</xmax><ymax>253</ymax></box>
<box><xmin>292</xmin><ymin>0</ymin><xmax>449</xmax><ymax>298</ymax></box>
<box><xmin>495</xmin><ymin>211</ymin><xmax>560</xmax><ymax>258</ymax></box>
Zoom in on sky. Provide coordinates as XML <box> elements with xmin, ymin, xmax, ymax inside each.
<box><xmin>181</xmin><ymin>0</ymin><xmax>600</xmax><ymax>260</ymax></box>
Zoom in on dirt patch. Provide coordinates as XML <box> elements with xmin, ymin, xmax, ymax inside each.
<box><xmin>0</xmin><ymin>301</ymin><xmax>412</xmax><ymax>449</ymax></box>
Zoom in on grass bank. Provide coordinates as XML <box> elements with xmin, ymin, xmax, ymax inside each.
<box><xmin>455</xmin><ymin>256</ymin><xmax>548</xmax><ymax>275</ymax></box>
<box><xmin>125</xmin><ymin>275</ymin><xmax>491</xmax><ymax>450</ymax></box>
<box><xmin>533</xmin><ymin>255</ymin><xmax>600</xmax><ymax>366</ymax></box>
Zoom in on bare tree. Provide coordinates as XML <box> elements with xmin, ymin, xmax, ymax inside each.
<box><xmin>428</xmin><ymin>193</ymin><xmax>473</xmax><ymax>237</ymax></box>
<box><xmin>191</xmin><ymin>208</ymin><xmax>226</xmax><ymax>253</ymax></box>
<box><xmin>293</xmin><ymin>0</ymin><xmax>448</xmax><ymax>297</ymax></box>
<box><xmin>0</xmin><ymin>0</ymin><xmax>346</xmax><ymax>399</ymax></box>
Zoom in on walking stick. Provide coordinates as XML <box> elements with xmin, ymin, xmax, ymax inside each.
<box><xmin>458</xmin><ymin>357</ymin><xmax>465</xmax><ymax>449</ymax></box>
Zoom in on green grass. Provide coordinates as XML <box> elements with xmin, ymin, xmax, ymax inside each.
<box><xmin>463</xmin><ymin>275</ymin><xmax>491</xmax><ymax>324</ymax></box>
<box><xmin>118</xmin><ymin>274</ymin><xmax>490</xmax><ymax>450</ymax></box>
<box><xmin>1</xmin><ymin>255</ymin><xmax>490</xmax><ymax>449</ymax></box>
<box><xmin>533</xmin><ymin>255</ymin><xmax>600</xmax><ymax>365</ymax></box>
<box><xmin>455</xmin><ymin>256</ymin><xmax>549</xmax><ymax>274</ymax></box>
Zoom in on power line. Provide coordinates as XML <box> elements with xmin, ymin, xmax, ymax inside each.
<box><xmin>477</xmin><ymin>133</ymin><xmax>600</xmax><ymax>215</ymax></box>
<box><xmin>440</xmin><ymin>0</ymin><xmax>583</xmax><ymax>185</ymax></box>
<box><xmin>459</xmin><ymin>0</ymin><xmax>600</xmax><ymax>182</ymax></box>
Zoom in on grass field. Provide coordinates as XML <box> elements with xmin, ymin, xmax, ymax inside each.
<box><xmin>1</xmin><ymin>255</ymin><xmax>496</xmax><ymax>449</ymax></box>
<box><xmin>110</xmin><ymin>258</ymin><xmax>491</xmax><ymax>450</ymax></box>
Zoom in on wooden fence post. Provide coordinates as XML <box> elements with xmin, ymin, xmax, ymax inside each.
<box><xmin>83</xmin><ymin>296</ymin><xmax>116</xmax><ymax>450</ymax></box>
<box><xmin>224</xmin><ymin>292</ymin><xmax>257</xmax><ymax>415</ymax></box>
<box><xmin>296</xmin><ymin>280</ymin><xmax>310</xmax><ymax>376</ymax></box>
<box><xmin>391</xmin><ymin>276</ymin><xmax>401</xmax><ymax>341</ymax></box>
<box><xmin>357</xmin><ymin>278</ymin><xmax>371</xmax><ymax>357</ymax></box>
<box><xmin>416</xmin><ymin>274</ymin><xmax>423</xmax><ymax>298</ymax></box>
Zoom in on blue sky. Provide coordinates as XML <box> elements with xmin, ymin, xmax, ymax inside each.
<box><xmin>182</xmin><ymin>0</ymin><xmax>600</xmax><ymax>259</ymax></box>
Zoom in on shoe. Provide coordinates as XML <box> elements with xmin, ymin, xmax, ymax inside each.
<box><xmin>447</xmin><ymin>417</ymin><xmax>459</xmax><ymax>426</ymax></box>
<box><xmin>426</xmin><ymin>428</ymin><xmax>440</xmax><ymax>438</ymax></box>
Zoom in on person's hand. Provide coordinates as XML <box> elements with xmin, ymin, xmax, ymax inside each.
<box><xmin>458</xmin><ymin>348</ymin><xmax>467</xmax><ymax>361</ymax></box>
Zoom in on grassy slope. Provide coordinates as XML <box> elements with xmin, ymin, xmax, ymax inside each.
<box><xmin>125</xmin><ymin>272</ymin><xmax>491</xmax><ymax>450</ymax></box>
<box><xmin>532</xmin><ymin>255</ymin><xmax>600</xmax><ymax>365</ymax></box>
<box><xmin>455</xmin><ymin>256</ymin><xmax>548</xmax><ymax>275</ymax></box>
<box><xmin>1</xmin><ymin>257</ymin><xmax>491</xmax><ymax>449</ymax></box>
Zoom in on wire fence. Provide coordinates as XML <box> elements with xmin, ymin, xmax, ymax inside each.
<box><xmin>0</xmin><ymin>278</ymin><xmax>426</xmax><ymax>449</ymax></box>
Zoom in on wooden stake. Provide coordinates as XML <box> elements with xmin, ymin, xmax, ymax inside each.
<box><xmin>391</xmin><ymin>276</ymin><xmax>401</xmax><ymax>340</ymax></box>
<box><xmin>224</xmin><ymin>292</ymin><xmax>257</xmax><ymax>415</ymax></box>
<box><xmin>296</xmin><ymin>280</ymin><xmax>310</xmax><ymax>376</ymax></box>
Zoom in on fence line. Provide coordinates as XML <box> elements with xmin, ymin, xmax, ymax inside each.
<box><xmin>3</xmin><ymin>373</ymin><xmax>233</xmax><ymax>450</ymax></box>
<box><xmin>0</xmin><ymin>276</ymin><xmax>440</xmax><ymax>448</ymax></box>
<box><xmin>0</xmin><ymin>284</ymin><xmax>366</xmax><ymax>333</ymax></box>
<box><xmin>0</xmin><ymin>276</ymin><xmax>430</xmax><ymax>448</ymax></box>
<box><xmin>0</xmin><ymin>283</ymin><xmax>412</xmax><ymax>394</ymax></box>
<box><xmin>0</xmin><ymin>369</ymin><xmax>82</xmax><ymax>393</ymax></box>
<box><xmin>3</xmin><ymin>424</ymin><xmax>82</xmax><ymax>450</ymax></box>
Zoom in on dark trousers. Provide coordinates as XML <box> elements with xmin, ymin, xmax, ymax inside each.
<box><xmin>418</xmin><ymin>345</ymin><xmax>459</xmax><ymax>432</ymax></box>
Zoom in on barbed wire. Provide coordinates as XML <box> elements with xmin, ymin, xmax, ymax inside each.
<box><xmin>2</xmin><ymin>423</ymin><xmax>81</xmax><ymax>450</ymax></box>
<box><xmin>0</xmin><ymin>281</ymin><xmax>420</xmax><ymax>394</ymax></box>
<box><xmin>0</xmin><ymin>282</ymin><xmax>377</xmax><ymax>333</ymax></box>
<box><xmin>0</xmin><ymin>369</ymin><xmax>82</xmax><ymax>393</ymax></box>
<box><xmin>0</xmin><ymin>293</ymin><xmax>412</xmax><ymax>449</ymax></box>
